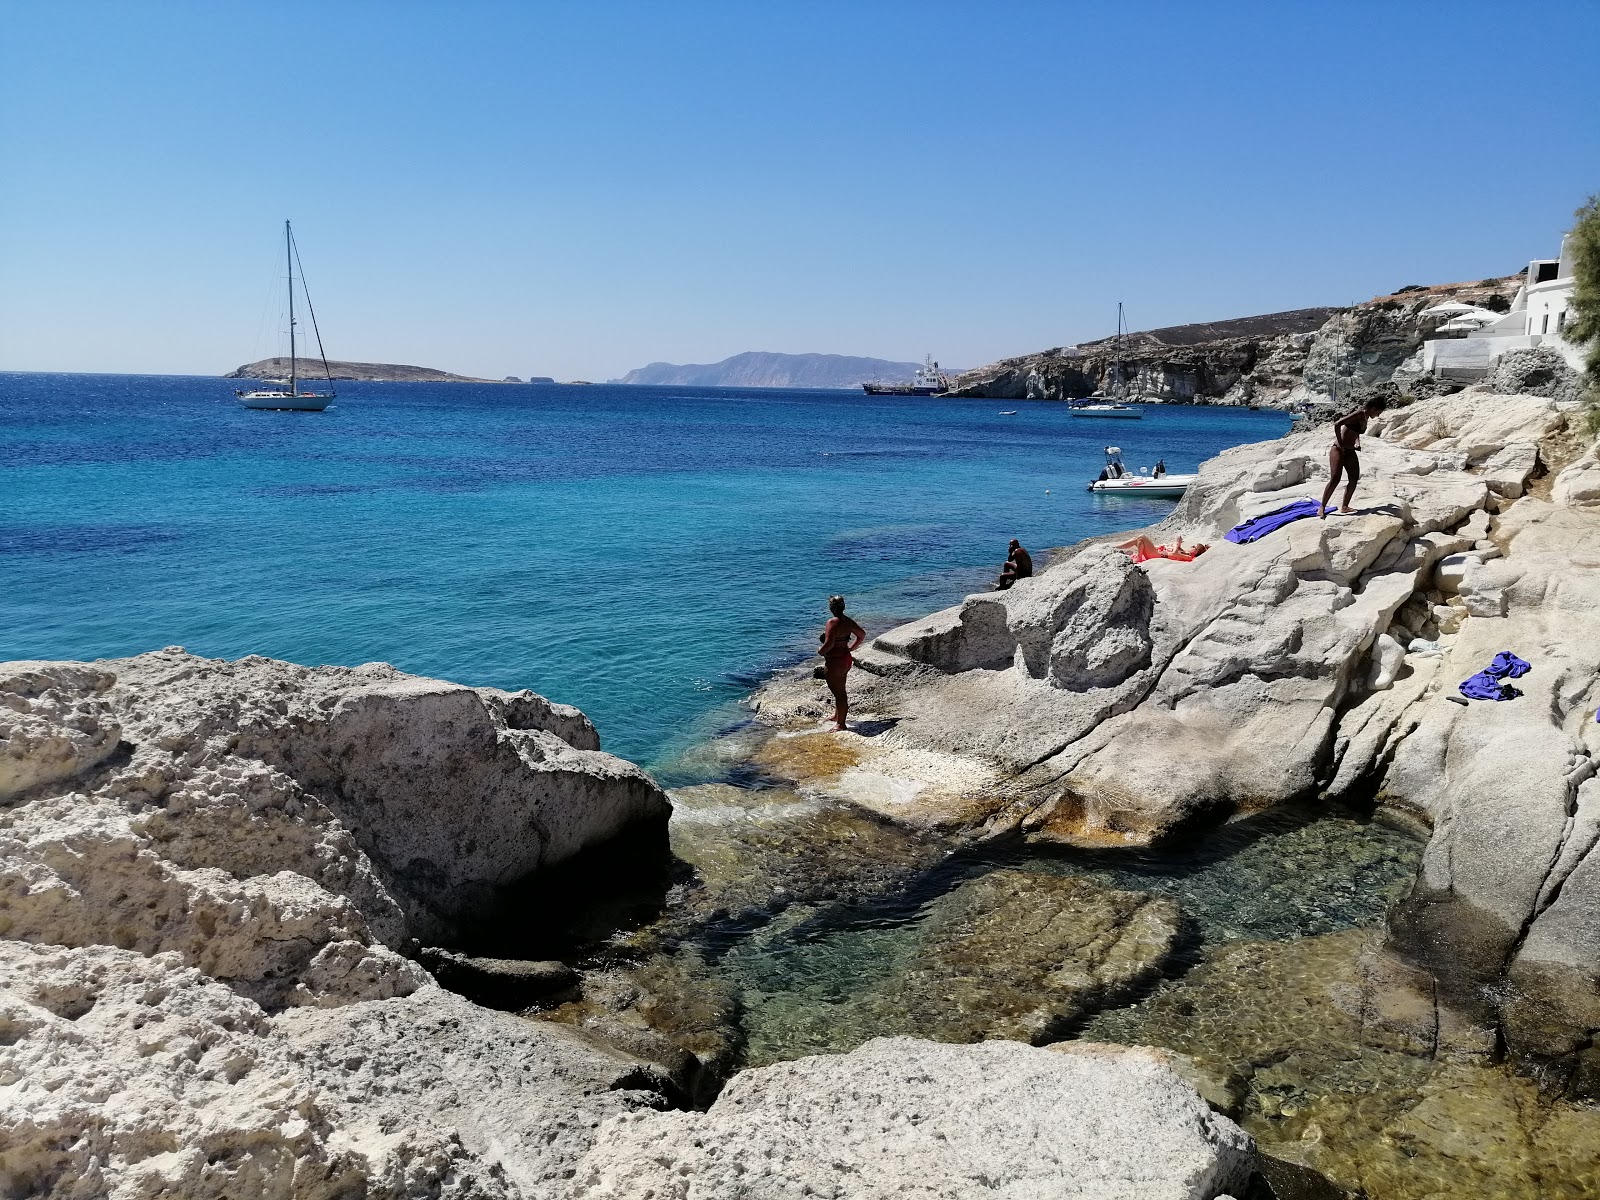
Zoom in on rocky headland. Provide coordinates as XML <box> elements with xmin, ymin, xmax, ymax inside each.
<box><xmin>948</xmin><ymin>276</ymin><xmax>1542</xmax><ymax>412</ymax></box>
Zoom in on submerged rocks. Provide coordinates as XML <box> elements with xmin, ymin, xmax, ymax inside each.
<box><xmin>572</xmin><ymin>1036</ymin><xmax>1255</xmax><ymax>1200</ymax></box>
<box><xmin>865</xmin><ymin>870</ymin><xmax>1180</xmax><ymax>1044</ymax></box>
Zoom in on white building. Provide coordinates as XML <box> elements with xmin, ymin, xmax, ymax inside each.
<box><xmin>1424</xmin><ymin>234</ymin><xmax>1583</xmax><ymax>380</ymax></box>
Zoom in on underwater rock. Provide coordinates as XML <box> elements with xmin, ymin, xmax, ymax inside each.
<box><xmin>866</xmin><ymin>869</ymin><xmax>1180</xmax><ymax>1044</ymax></box>
<box><xmin>539</xmin><ymin>950</ymin><xmax>740</xmax><ymax>1107</ymax></box>
<box><xmin>571</xmin><ymin>1036</ymin><xmax>1254</xmax><ymax>1200</ymax></box>
<box><xmin>725</xmin><ymin>869</ymin><xmax>1180</xmax><ymax>1060</ymax></box>
<box><xmin>1078</xmin><ymin>929</ymin><xmax>1600</xmax><ymax>1199</ymax></box>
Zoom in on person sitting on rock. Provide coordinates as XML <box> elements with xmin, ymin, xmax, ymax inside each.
<box><xmin>1320</xmin><ymin>398</ymin><xmax>1388</xmax><ymax>518</ymax></box>
<box><xmin>996</xmin><ymin>539</ymin><xmax>1034</xmax><ymax>590</ymax></box>
<box><xmin>818</xmin><ymin>595</ymin><xmax>867</xmax><ymax>731</ymax></box>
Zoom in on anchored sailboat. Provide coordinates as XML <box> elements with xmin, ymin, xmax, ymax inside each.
<box><xmin>1069</xmin><ymin>302</ymin><xmax>1143</xmax><ymax>419</ymax></box>
<box><xmin>236</xmin><ymin>221</ymin><xmax>336</xmax><ymax>412</ymax></box>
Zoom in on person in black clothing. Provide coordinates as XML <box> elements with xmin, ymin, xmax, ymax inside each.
<box><xmin>996</xmin><ymin>539</ymin><xmax>1034</xmax><ymax>590</ymax></box>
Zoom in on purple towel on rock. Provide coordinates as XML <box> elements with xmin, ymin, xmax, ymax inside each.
<box><xmin>1460</xmin><ymin>651</ymin><xmax>1530</xmax><ymax>702</ymax></box>
<box><xmin>1224</xmin><ymin>498</ymin><xmax>1326</xmax><ymax>544</ymax></box>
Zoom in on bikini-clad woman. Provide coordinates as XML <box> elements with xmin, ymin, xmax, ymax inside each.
<box><xmin>818</xmin><ymin>595</ymin><xmax>866</xmax><ymax>731</ymax></box>
<box><xmin>1319</xmin><ymin>398</ymin><xmax>1387</xmax><ymax>518</ymax></box>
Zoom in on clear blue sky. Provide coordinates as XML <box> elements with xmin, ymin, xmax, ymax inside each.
<box><xmin>2</xmin><ymin>1</ymin><xmax>1596</xmax><ymax>381</ymax></box>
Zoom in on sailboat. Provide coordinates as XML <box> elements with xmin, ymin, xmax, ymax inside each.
<box><xmin>1069</xmin><ymin>302</ymin><xmax>1143</xmax><ymax>419</ymax></box>
<box><xmin>236</xmin><ymin>221</ymin><xmax>337</xmax><ymax>412</ymax></box>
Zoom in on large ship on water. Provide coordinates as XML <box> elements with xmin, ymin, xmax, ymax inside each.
<box><xmin>861</xmin><ymin>354</ymin><xmax>950</xmax><ymax>396</ymax></box>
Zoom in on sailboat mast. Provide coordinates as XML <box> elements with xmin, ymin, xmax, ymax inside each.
<box><xmin>286</xmin><ymin>220</ymin><xmax>296</xmax><ymax>396</ymax></box>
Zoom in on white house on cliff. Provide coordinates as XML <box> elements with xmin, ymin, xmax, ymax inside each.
<box><xmin>1425</xmin><ymin>235</ymin><xmax>1582</xmax><ymax>380</ymax></box>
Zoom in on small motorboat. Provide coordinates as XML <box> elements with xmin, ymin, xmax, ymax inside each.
<box><xmin>998</xmin><ymin>410</ymin><xmax>1018</xmax><ymax>416</ymax></box>
<box><xmin>1088</xmin><ymin>474</ymin><xmax>1195</xmax><ymax>498</ymax></box>
<box><xmin>1086</xmin><ymin>446</ymin><xmax>1194</xmax><ymax>498</ymax></box>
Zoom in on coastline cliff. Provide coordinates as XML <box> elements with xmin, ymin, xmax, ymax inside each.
<box><xmin>949</xmin><ymin>276</ymin><xmax>1526</xmax><ymax>410</ymax></box>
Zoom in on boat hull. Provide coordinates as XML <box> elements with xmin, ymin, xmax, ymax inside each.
<box><xmin>1069</xmin><ymin>406</ymin><xmax>1143</xmax><ymax>419</ymax></box>
<box><xmin>861</xmin><ymin>383</ymin><xmax>946</xmax><ymax>396</ymax></box>
<box><xmin>237</xmin><ymin>392</ymin><xmax>333</xmax><ymax>412</ymax></box>
<box><xmin>1087</xmin><ymin>475</ymin><xmax>1195</xmax><ymax>499</ymax></box>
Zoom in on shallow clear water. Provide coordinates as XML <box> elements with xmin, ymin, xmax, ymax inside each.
<box><xmin>706</xmin><ymin>803</ymin><xmax>1423</xmax><ymax>1066</ymax></box>
<box><xmin>1</xmin><ymin>373</ymin><xmax>1289</xmax><ymax>764</ymax></box>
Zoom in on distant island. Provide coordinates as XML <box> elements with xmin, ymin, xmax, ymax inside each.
<box><xmin>612</xmin><ymin>351</ymin><xmax>933</xmax><ymax>389</ymax></box>
<box><xmin>224</xmin><ymin>358</ymin><xmax>496</xmax><ymax>384</ymax></box>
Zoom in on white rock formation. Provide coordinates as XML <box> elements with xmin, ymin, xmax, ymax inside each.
<box><xmin>753</xmin><ymin>387</ymin><xmax>1600</xmax><ymax>1092</ymax></box>
<box><xmin>0</xmin><ymin>941</ymin><xmax>666</xmax><ymax>1199</ymax></box>
<box><xmin>571</xmin><ymin>1037</ymin><xmax>1254</xmax><ymax>1200</ymax></box>
<box><xmin>0</xmin><ymin>650</ymin><xmax>671</xmax><ymax>1007</ymax></box>
<box><xmin>1</xmin><ymin>651</ymin><xmax>684</xmax><ymax>1196</ymax></box>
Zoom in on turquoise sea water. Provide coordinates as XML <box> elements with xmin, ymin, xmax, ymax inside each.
<box><xmin>0</xmin><ymin>374</ymin><xmax>1290</xmax><ymax>764</ymax></box>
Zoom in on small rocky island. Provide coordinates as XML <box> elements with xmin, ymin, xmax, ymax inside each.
<box><xmin>5</xmin><ymin>379</ymin><xmax>1600</xmax><ymax>1197</ymax></box>
<box><xmin>225</xmin><ymin>357</ymin><xmax>497</xmax><ymax>383</ymax></box>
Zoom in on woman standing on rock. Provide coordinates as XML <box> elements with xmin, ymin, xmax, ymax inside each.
<box><xmin>1319</xmin><ymin>397</ymin><xmax>1387</xmax><ymax>517</ymax></box>
<box><xmin>818</xmin><ymin>595</ymin><xmax>866</xmax><ymax>732</ymax></box>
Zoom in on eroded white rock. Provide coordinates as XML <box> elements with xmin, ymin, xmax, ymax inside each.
<box><xmin>572</xmin><ymin>1037</ymin><xmax>1254</xmax><ymax>1200</ymax></box>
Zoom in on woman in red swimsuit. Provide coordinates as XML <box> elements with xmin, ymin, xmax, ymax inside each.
<box><xmin>818</xmin><ymin>594</ymin><xmax>867</xmax><ymax>731</ymax></box>
<box><xmin>1319</xmin><ymin>398</ymin><xmax>1387</xmax><ymax>518</ymax></box>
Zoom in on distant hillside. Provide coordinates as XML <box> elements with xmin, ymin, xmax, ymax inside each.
<box><xmin>1077</xmin><ymin>307</ymin><xmax>1346</xmax><ymax>351</ymax></box>
<box><xmin>612</xmin><ymin>351</ymin><xmax>928</xmax><ymax>389</ymax></box>
<box><xmin>225</xmin><ymin>358</ymin><xmax>494</xmax><ymax>383</ymax></box>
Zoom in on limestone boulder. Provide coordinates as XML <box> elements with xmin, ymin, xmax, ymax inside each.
<box><xmin>0</xmin><ymin>650</ymin><xmax>669</xmax><ymax>1008</ymax></box>
<box><xmin>571</xmin><ymin>1036</ymin><xmax>1254</xmax><ymax>1200</ymax></box>
<box><xmin>1553</xmin><ymin>444</ymin><xmax>1600</xmax><ymax>509</ymax></box>
<box><xmin>0</xmin><ymin>941</ymin><xmax>670</xmax><ymax>1200</ymax></box>
<box><xmin>1375</xmin><ymin>390</ymin><xmax>1566</xmax><ymax>465</ymax></box>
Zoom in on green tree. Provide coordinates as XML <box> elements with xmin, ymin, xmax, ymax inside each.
<box><xmin>1568</xmin><ymin>195</ymin><xmax>1600</xmax><ymax>381</ymax></box>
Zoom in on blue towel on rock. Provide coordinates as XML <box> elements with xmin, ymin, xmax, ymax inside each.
<box><xmin>1224</xmin><ymin>498</ymin><xmax>1327</xmax><ymax>544</ymax></box>
<box><xmin>1459</xmin><ymin>651</ymin><xmax>1530</xmax><ymax>702</ymax></box>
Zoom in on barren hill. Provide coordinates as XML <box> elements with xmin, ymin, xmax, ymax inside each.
<box><xmin>225</xmin><ymin>358</ymin><xmax>494</xmax><ymax>383</ymax></box>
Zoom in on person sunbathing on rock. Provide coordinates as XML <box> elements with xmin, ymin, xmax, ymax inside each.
<box><xmin>1320</xmin><ymin>398</ymin><xmax>1388</xmax><ymax>518</ymax></box>
<box><xmin>818</xmin><ymin>595</ymin><xmax>867</xmax><ymax>731</ymax></box>
<box><xmin>1116</xmin><ymin>535</ymin><xmax>1207</xmax><ymax>563</ymax></box>
<box><xmin>995</xmin><ymin>539</ymin><xmax>1034</xmax><ymax>590</ymax></box>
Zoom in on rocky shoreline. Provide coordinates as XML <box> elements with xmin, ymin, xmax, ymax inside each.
<box><xmin>6</xmin><ymin>383</ymin><xmax>1600</xmax><ymax>1198</ymax></box>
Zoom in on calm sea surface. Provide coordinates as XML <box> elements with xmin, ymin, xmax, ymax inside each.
<box><xmin>0</xmin><ymin>374</ymin><xmax>1290</xmax><ymax>765</ymax></box>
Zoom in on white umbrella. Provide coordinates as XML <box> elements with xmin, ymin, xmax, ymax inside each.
<box><xmin>1437</xmin><ymin>312</ymin><xmax>1499</xmax><ymax>332</ymax></box>
<box><xmin>1421</xmin><ymin>301</ymin><xmax>1478</xmax><ymax>317</ymax></box>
